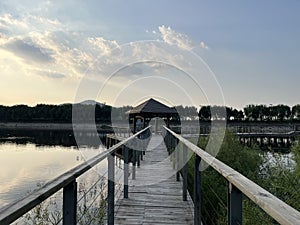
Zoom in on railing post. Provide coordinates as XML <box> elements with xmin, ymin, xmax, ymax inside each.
<box><xmin>176</xmin><ymin>140</ymin><xmax>180</xmax><ymax>181</ymax></box>
<box><xmin>107</xmin><ymin>137</ymin><xmax>110</xmax><ymax>148</ymax></box>
<box><xmin>194</xmin><ymin>154</ymin><xmax>201</xmax><ymax>225</ymax></box>
<box><xmin>140</xmin><ymin>134</ymin><xmax>144</xmax><ymax>160</ymax></box>
<box><xmin>107</xmin><ymin>153</ymin><xmax>115</xmax><ymax>225</ymax></box>
<box><xmin>143</xmin><ymin>138</ymin><xmax>146</xmax><ymax>155</ymax></box>
<box><xmin>228</xmin><ymin>183</ymin><xmax>242</xmax><ymax>225</ymax></box>
<box><xmin>182</xmin><ymin>144</ymin><xmax>188</xmax><ymax>201</ymax></box>
<box><xmin>108</xmin><ymin>137</ymin><xmax>112</xmax><ymax>148</ymax></box>
<box><xmin>124</xmin><ymin>146</ymin><xmax>129</xmax><ymax>198</ymax></box>
<box><xmin>132</xmin><ymin>143</ymin><xmax>136</xmax><ymax>180</ymax></box>
<box><xmin>167</xmin><ymin>132</ymin><xmax>171</xmax><ymax>154</ymax></box>
<box><xmin>63</xmin><ymin>180</ymin><xmax>77</xmax><ymax>225</ymax></box>
<box><xmin>137</xmin><ymin>139</ymin><xmax>141</xmax><ymax>167</ymax></box>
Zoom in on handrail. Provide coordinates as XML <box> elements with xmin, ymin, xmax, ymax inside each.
<box><xmin>163</xmin><ymin>126</ymin><xmax>300</xmax><ymax>225</ymax></box>
<box><xmin>0</xmin><ymin>126</ymin><xmax>151</xmax><ymax>225</ymax></box>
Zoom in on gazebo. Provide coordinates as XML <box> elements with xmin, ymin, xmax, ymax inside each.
<box><xmin>127</xmin><ymin>98</ymin><xmax>180</xmax><ymax>133</ymax></box>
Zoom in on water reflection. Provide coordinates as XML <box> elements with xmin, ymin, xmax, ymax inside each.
<box><xmin>0</xmin><ymin>129</ymin><xmax>107</xmax><ymax>209</ymax></box>
<box><xmin>0</xmin><ymin>129</ymin><xmax>108</xmax><ymax>147</ymax></box>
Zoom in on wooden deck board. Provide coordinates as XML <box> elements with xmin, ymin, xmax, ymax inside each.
<box><xmin>115</xmin><ymin>134</ymin><xmax>194</xmax><ymax>225</ymax></box>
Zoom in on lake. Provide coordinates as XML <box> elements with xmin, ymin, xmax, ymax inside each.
<box><xmin>0</xmin><ymin>129</ymin><xmax>108</xmax><ymax>210</ymax></box>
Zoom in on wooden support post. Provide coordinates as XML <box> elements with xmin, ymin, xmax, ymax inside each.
<box><xmin>124</xmin><ymin>146</ymin><xmax>129</xmax><ymax>198</ymax></box>
<box><xmin>228</xmin><ymin>183</ymin><xmax>242</xmax><ymax>225</ymax></box>
<box><xmin>167</xmin><ymin>133</ymin><xmax>171</xmax><ymax>154</ymax></box>
<box><xmin>182</xmin><ymin>144</ymin><xmax>188</xmax><ymax>201</ymax></box>
<box><xmin>137</xmin><ymin>140</ymin><xmax>141</xmax><ymax>167</ymax></box>
<box><xmin>194</xmin><ymin>155</ymin><xmax>201</xmax><ymax>225</ymax></box>
<box><xmin>176</xmin><ymin>142</ymin><xmax>180</xmax><ymax>182</ymax></box>
<box><xmin>140</xmin><ymin>139</ymin><xmax>144</xmax><ymax>160</ymax></box>
<box><xmin>132</xmin><ymin>144</ymin><xmax>136</xmax><ymax>180</ymax></box>
<box><xmin>109</xmin><ymin>137</ymin><xmax>112</xmax><ymax>148</ymax></box>
<box><xmin>107</xmin><ymin>137</ymin><xmax>110</xmax><ymax>148</ymax></box>
<box><xmin>274</xmin><ymin>137</ymin><xmax>278</xmax><ymax>147</ymax></box>
<box><xmin>63</xmin><ymin>180</ymin><xmax>77</xmax><ymax>225</ymax></box>
<box><xmin>107</xmin><ymin>154</ymin><xmax>115</xmax><ymax>225</ymax></box>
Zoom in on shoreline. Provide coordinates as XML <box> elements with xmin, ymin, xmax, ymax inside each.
<box><xmin>0</xmin><ymin>123</ymin><xmax>109</xmax><ymax>131</ymax></box>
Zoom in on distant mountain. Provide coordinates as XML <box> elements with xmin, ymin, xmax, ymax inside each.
<box><xmin>79</xmin><ymin>100</ymin><xmax>105</xmax><ymax>107</ymax></box>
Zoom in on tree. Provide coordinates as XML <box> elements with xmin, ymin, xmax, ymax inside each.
<box><xmin>276</xmin><ymin>104</ymin><xmax>291</xmax><ymax>121</ymax></box>
<box><xmin>198</xmin><ymin>106</ymin><xmax>211</xmax><ymax>121</ymax></box>
<box><xmin>292</xmin><ymin>105</ymin><xmax>300</xmax><ymax>120</ymax></box>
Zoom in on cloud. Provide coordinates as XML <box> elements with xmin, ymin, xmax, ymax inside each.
<box><xmin>0</xmin><ymin>13</ymin><xmax>209</xmax><ymax>85</ymax></box>
<box><xmin>158</xmin><ymin>25</ymin><xmax>209</xmax><ymax>50</ymax></box>
<box><xmin>0</xmin><ymin>13</ymin><xmax>28</xmax><ymax>31</ymax></box>
<box><xmin>87</xmin><ymin>37</ymin><xmax>119</xmax><ymax>55</ymax></box>
<box><xmin>33</xmin><ymin>69</ymin><xmax>66</xmax><ymax>79</ymax></box>
<box><xmin>1</xmin><ymin>38</ymin><xmax>54</xmax><ymax>64</ymax></box>
<box><xmin>0</xmin><ymin>13</ymin><xmax>94</xmax><ymax>79</ymax></box>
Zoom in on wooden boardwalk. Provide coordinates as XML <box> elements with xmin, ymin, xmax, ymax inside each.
<box><xmin>115</xmin><ymin>134</ymin><xmax>194</xmax><ymax>225</ymax></box>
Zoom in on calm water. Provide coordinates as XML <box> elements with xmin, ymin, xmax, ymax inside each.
<box><xmin>0</xmin><ymin>129</ymin><xmax>107</xmax><ymax>209</ymax></box>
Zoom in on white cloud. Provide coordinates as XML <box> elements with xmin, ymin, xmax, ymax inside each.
<box><xmin>200</xmin><ymin>41</ymin><xmax>209</xmax><ymax>50</ymax></box>
<box><xmin>0</xmin><ymin>14</ymin><xmax>28</xmax><ymax>30</ymax></box>
<box><xmin>0</xmin><ymin>13</ymin><xmax>123</xmax><ymax>80</ymax></box>
<box><xmin>31</xmin><ymin>68</ymin><xmax>66</xmax><ymax>79</ymax></box>
<box><xmin>87</xmin><ymin>37</ymin><xmax>119</xmax><ymax>55</ymax></box>
<box><xmin>27</xmin><ymin>15</ymin><xmax>61</xmax><ymax>27</ymax></box>
<box><xmin>0</xmin><ymin>14</ymin><xmax>209</xmax><ymax>86</ymax></box>
<box><xmin>158</xmin><ymin>25</ymin><xmax>209</xmax><ymax>50</ymax></box>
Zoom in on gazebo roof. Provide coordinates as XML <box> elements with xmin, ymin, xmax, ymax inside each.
<box><xmin>128</xmin><ymin>98</ymin><xmax>177</xmax><ymax>115</ymax></box>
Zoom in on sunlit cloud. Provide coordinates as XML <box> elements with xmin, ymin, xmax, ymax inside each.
<box><xmin>0</xmin><ymin>11</ymin><xmax>212</xmax><ymax>107</ymax></box>
<box><xmin>158</xmin><ymin>25</ymin><xmax>209</xmax><ymax>50</ymax></box>
<box><xmin>0</xmin><ymin>13</ymin><xmax>28</xmax><ymax>32</ymax></box>
<box><xmin>0</xmin><ymin>12</ymin><xmax>207</xmax><ymax>84</ymax></box>
<box><xmin>31</xmin><ymin>68</ymin><xmax>66</xmax><ymax>79</ymax></box>
<box><xmin>87</xmin><ymin>37</ymin><xmax>119</xmax><ymax>55</ymax></box>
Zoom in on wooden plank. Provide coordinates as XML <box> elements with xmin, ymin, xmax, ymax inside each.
<box><xmin>115</xmin><ymin>134</ymin><xmax>194</xmax><ymax>225</ymax></box>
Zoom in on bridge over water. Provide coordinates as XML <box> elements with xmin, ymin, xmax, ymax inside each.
<box><xmin>114</xmin><ymin>134</ymin><xmax>194</xmax><ymax>225</ymax></box>
<box><xmin>1</xmin><ymin>125</ymin><xmax>300</xmax><ymax>225</ymax></box>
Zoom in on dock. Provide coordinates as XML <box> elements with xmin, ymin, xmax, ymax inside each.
<box><xmin>114</xmin><ymin>134</ymin><xmax>194</xmax><ymax>225</ymax></box>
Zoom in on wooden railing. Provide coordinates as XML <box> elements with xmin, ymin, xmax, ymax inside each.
<box><xmin>0</xmin><ymin>126</ymin><xmax>151</xmax><ymax>225</ymax></box>
<box><xmin>163</xmin><ymin>126</ymin><xmax>300</xmax><ymax>225</ymax></box>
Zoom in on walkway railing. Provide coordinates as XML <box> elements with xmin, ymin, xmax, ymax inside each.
<box><xmin>163</xmin><ymin>126</ymin><xmax>300</xmax><ymax>225</ymax></box>
<box><xmin>0</xmin><ymin>126</ymin><xmax>151</xmax><ymax>225</ymax></box>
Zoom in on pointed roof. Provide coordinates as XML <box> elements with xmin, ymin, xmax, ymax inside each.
<box><xmin>128</xmin><ymin>98</ymin><xmax>177</xmax><ymax>115</ymax></box>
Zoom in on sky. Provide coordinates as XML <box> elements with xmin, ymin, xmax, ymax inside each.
<box><xmin>0</xmin><ymin>0</ymin><xmax>299</xmax><ymax>109</ymax></box>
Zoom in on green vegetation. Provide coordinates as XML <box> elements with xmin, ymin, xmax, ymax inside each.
<box><xmin>199</xmin><ymin>104</ymin><xmax>300</xmax><ymax>121</ymax></box>
<box><xmin>14</xmin><ymin>176</ymin><xmax>107</xmax><ymax>225</ymax></box>
<box><xmin>1</xmin><ymin>102</ymin><xmax>300</xmax><ymax>123</ymax></box>
<box><xmin>185</xmin><ymin>131</ymin><xmax>300</xmax><ymax>225</ymax></box>
<box><xmin>0</xmin><ymin>104</ymin><xmax>112</xmax><ymax>123</ymax></box>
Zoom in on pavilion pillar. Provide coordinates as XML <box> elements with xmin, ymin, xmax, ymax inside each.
<box><xmin>166</xmin><ymin>116</ymin><xmax>170</xmax><ymax>128</ymax></box>
<box><xmin>133</xmin><ymin>116</ymin><xmax>136</xmax><ymax>134</ymax></box>
<box><xmin>143</xmin><ymin>116</ymin><xmax>146</xmax><ymax>130</ymax></box>
<box><xmin>154</xmin><ymin>117</ymin><xmax>158</xmax><ymax>134</ymax></box>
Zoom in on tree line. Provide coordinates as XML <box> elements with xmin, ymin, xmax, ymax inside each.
<box><xmin>199</xmin><ymin>104</ymin><xmax>300</xmax><ymax>121</ymax></box>
<box><xmin>0</xmin><ymin>104</ymin><xmax>112</xmax><ymax>123</ymax></box>
<box><xmin>0</xmin><ymin>103</ymin><xmax>300</xmax><ymax>122</ymax></box>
